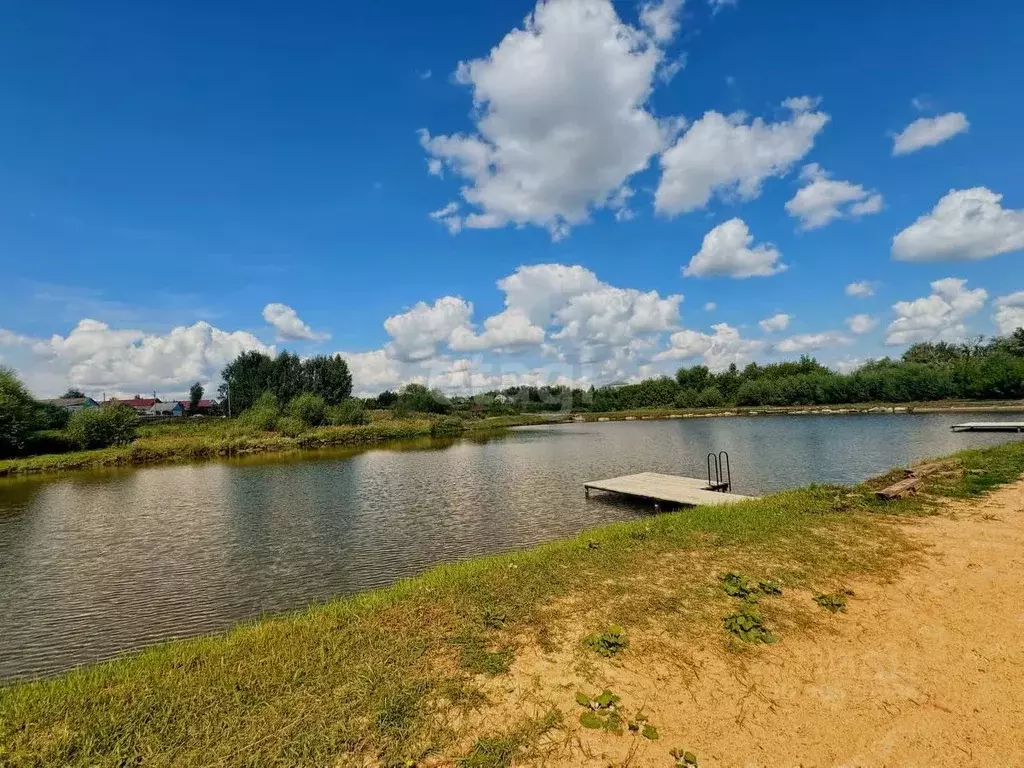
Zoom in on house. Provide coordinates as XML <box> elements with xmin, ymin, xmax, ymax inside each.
<box><xmin>148</xmin><ymin>401</ymin><xmax>185</xmax><ymax>418</ymax></box>
<box><xmin>177</xmin><ymin>399</ymin><xmax>218</xmax><ymax>415</ymax></box>
<box><xmin>108</xmin><ymin>396</ymin><xmax>162</xmax><ymax>415</ymax></box>
<box><xmin>43</xmin><ymin>396</ymin><xmax>99</xmax><ymax>413</ymax></box>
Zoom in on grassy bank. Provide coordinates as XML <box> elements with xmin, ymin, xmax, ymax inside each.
<box><xmin>2</xmin><ymin>441</ymin><xmax>1023</xmax><ymax>766</ymax></box>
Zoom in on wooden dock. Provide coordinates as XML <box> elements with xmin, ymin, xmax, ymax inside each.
<box><xmin>583</xmin><ymin>472</ymin><xmax>755</xmax><ymax>507</ymax></box>
<box><xmin>951</xmin><ymin>422</ymin><xmax>1024</xmax><ymax>433</ymax></box>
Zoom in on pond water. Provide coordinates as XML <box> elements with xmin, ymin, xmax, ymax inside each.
<box><xmin>1</xmin><ymin>411</ymin><xmax>1021</xmax><ymax>681</ymax></box>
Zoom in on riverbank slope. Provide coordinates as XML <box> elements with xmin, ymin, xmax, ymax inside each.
<box><xmin>2</xmin><ymin>441</ymin><xmax>1022</xmax><ymax>766</ymax></box>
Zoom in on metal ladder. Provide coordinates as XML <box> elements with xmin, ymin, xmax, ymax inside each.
<box><xmin>706</xmin><ymin>451</ymin><xmax>732</xmax><ymax>492</ymax></box>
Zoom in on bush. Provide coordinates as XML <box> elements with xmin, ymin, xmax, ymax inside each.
<box><xmin>695</xmin><ymin>386</ymin><xmax>725</xmax><ymax>408</ymax></box>
<box><xmin>287</xmin><ymin>393</ymin><xmax>327</xmax><ymax>427</ymax></box>
<box><xmin>0</xmin><ymin>367</ymin><xmax>36</xmax><ymax>458</ymax></box>
<box><xmin>327</xmin><ymin>399</ymin><xmax>370</xmax><ymax>426</ymax></box>
<box><xmin>238</xmin><ymin>391</ymin><xmax>278</xmax><ymax>431</ymax></box>
<box><xmin>430</xmin><ymin>415</ymin><xmax>465</xmax><ymax>437</ymax></box>
<box><xmin>66</xmin><ymin>405</ymin><xmax>138</xmax><ymax>449</ymax></box>
<box><xmin>275</xmin><ymin>415</ymin><xmax>307</xmax><ymax>437</ymax></box>
<box><xmin>23</xmin><ymin>429</ymin><xmax>78</xmax><ymax>456</ymax></box>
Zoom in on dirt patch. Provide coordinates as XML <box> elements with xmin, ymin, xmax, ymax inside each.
<box><xmin>472</xmin><ymin>480</ymin><xmax>1024</xmax><ymax>766</ymax></box>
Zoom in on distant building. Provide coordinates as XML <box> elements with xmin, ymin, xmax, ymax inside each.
<box><xmin>108</xmin><ymin>396</ymin><xmax>162</xmax><ymax>415</ymax></box>
<box><xmin>147</xmin><ymin>401</ymin><xmax>185</xmax><ymax>417</ymax></box>
<box><xmin>42</xmin><ymin>396</ymin><xmax>99</xmax><ymax>413</ymax></box>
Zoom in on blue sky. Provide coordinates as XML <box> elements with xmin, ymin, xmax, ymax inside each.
<box><xmin>1</xmin><ymin>0</ymin><xmax>1023</xmax><ymax>397</ymax></box>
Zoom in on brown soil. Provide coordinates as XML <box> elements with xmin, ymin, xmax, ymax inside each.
<box><xmin>478</xmin><ymin>481</ymin><xmax>1024</xmax><ymax>767</ymax></box>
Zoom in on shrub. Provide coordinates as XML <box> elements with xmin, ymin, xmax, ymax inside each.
<box><xmin>695</xmin><ymin>386</ymin><xmax>725</xmax><ymax>408</ymax></box>
<box><xmin>238</xmin><ymin>391</ymin><xmax>278</xmax><ymax>431</ymax></box>
<box><xmin>430</xmin><ymin>415</ymin><xmax>465</xmax><ymax>437</ymax></box>
<box><xmin>287</xmin><ymin>393</ymin><xmax>327</xmax><ymax>427</ymax></box>
<box><xmin>327</xmin><ymin>399</ymin><xmax>369</xmax><ymax>426</ymax></box>
<box><xmin>0</xmin><ymin>367</ymin><xmax>36</xmax><ymax>458</ymax></box>
<box><xmin>275</xmin><ymin>415</ymin><xmax>307</xmax><ymax>437</ymax></box>
<box><xmin>66</xmin><ymin>404</ymin><xmax>138</xmax><ymax>449</ymax></box>
<box><xmin>23</xmin><ymin>429</ymin><xmax>78</xmax><ymax>456</ymax></box>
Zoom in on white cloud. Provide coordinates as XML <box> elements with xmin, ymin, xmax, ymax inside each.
<box><xmin>639</xmin><ymin>0</ymin><xmax>684</xmax><ymax>42</ymax></box>
<box><xmin>383</xmin><ymin>297</ymin><xmax>474</xmax><ymax>361</ymax></box>
<box><xmin>885</xmin><ymin>277</ymin><xmax>988</xmax><ymax>346</ymax></box>
<box><xmin>759</xmin><ymin>313</ymin><xmax>791</xmax><ymax>333</ymax></box>
<box><xmin>262</xmin><ymin>303</ymin><xmax>329</xmax><ymax>342</ymax></box>
<box><xmin>495</xmin><ymin>263</ymin><xmax>604</xmax><ymax>325</ymax></box>
<box><xmin>911</xmin><ymin>95</ymin><xmax>930</xmax><ymax>112</ymax></box>
<box><xmin>845</xmin><ymin>281</ymin><xmax>876</xmax><ymax>298</ymax></box>
<box><xmin>654</xmin><ymin>323</ymin><xmax>762</xmax><ymax>370</ymax></box>
<box><xmin>775</xmin><ymin>331</ymin><xmax>852</xmax><ymax>354</ymax></box>
<box><xmin>0</xmin><ymin>329</ymin><xmax>32</xmax><ymax>347</ymax></box>
<box><xmin>418</xmin><ymin>69</ymin><xmax>432</xmax><ymax>81</ymax></box>
<box><xmin>684</xmin><ymin>218</ymin><xmax>786</xmax><ymax>278</ymax></box>
<box><xmin>846</xmin><ymin>314</ymin><xmax>878</xmax><ymax>335</ymax></box>
<box><xmin>892</xmin><ymin>187</ymin><xmax>1024</xmax><ymax>262</ymax></box>
<box><xmin>703</xmin><ymin>302</ymin><xmax>717</xmax><ymax>311</ymax></box>
<box><xmin>892</xmin><ymin>112</ymin><xmax>969</xmax><ymax>155</ymax></box>
<box><xmin>785</xmin><ymin>164</ymin><xmax>883</xmax><ymax>230</ymax></box>
<box><xmin>655</xmin><ymin>98</ymin><xmax>829</xmax><ymax>215</ymax></box>
<box><xmin>994</xmin><ymin>292</ymin><xmax>1024</xmax><ymax>335</ymax></box>
<box><xmin>429</xmin><ymin>202</ymin><xmax>463</xmax><ymax>234</ymax></box>
<box><xmin>449</xmin><ymin>309</ymin><xmax>546</xmax><ymax>352</ymax></box>
<box><xmin>553</xmin><ymin>286</ymin><xmax>681</xmax><ymax>348</ymax></box>
<box><xmin>709</xmin><ymin>0</ymin><xmax>737</xmax><ymax>10</ymax></box>
<box><xmin>834</xmin><ymin>356</ymin><xmax>865</xmax><ymax>374</ymax></box>
<box><xmin>420</xmin><ymin>0</ymin><xmax>678</xmax><ymax>238</ymax></box>
<box><xmin>14</xmin><ymin>319</ymin><xmax>272</xmax><ymax>398</ymax></box>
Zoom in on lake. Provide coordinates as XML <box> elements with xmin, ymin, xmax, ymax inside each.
<box><xmin>1</xmin><ymin>411</ymin><xmax>1021</xmax><ymax>681</ymax></box>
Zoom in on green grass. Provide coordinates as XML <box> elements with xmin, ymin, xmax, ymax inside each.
<box><xmin>1</xmin><ymin>441</ymin><xmax>1023</xmax><ymax>766</ymax></box>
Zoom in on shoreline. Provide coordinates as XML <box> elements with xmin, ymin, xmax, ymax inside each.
<box><xmin>2</xmin><ymin>398</ymin><xmax>1023</xmax><ymax>479</ymax></box>
<box><xmin>2</xmin><ymin>441</ymin><xmax>1023</xmax><ymax>764</ymax></box>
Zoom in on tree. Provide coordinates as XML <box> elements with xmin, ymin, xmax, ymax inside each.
<box><xmin>62</xmin><ymin>388</ymin><xmax>85</xmax><ymax>399</ymax></box>
<box><xmin>302</xmin><ymin>354</ymin><xmax>352</xmax><ymax>405</ymax></box>
<box><xmin>188</xmin><ymin>382</ymin><xmax>203</xmax><ymax>414</ymax></box>
<box><xmin>219</xmin><ymin>350</ymin><xmax>275</xmax><ymax>415</ymax></box>
<box><xmin>0</xmin><ymin>367</ymin><xmax>37</xmax><ymax>458</ymax></box>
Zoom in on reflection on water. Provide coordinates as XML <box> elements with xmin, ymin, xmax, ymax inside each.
<box><xmin>0</xmin><ymin>412</ymin><xmax>1020</xmax><ymax>680</ymax></box>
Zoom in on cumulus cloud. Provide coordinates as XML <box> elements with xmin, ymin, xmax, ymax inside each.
<box><xmin>655</xmin><ymin>98</ymin><xmax>829</xmax><ymax>215</ymax></box>
<box><xmin>775</xmin><ymin>331</ymin><xmax>852</xmax><ymax>354</ymax></box>
<box><xmin>420</xmin><ymin>0</ymin><xmax>679</xmax><ymax>238</ymax></box>
<box><xmin>684</xmin><ymin>218</ymin><xmax>786</xmax><ymax>278</ymax></box>
<box><xmin>428</xmin><ymin>202</ymin><xmax>463</xmax><ymax>234</ymax></box>
<box><xmin>8</xmin><ymin>319</ymin><xmax>272</xmax><ymax>398</ymax></box>
<box><xmin>892</xmin><ymin>187</ymin><xmax>1024</xmax><ymax>262</ymax></box>
<box><xmin>845</xmin><ymin>281</ymin><xmax>876</xmax><ymax>298</ymax></box>
<box><xmin>884</xmin><ymin>277</ymin><xmax>988</xmax><ymax>346</ymax></box>
<box><xmin>449</xmin><ymin>309</ymin><xmax>546</xmax><ymax>352</ymax></box>
<box><xmin>785</xmin><ymin>164</ymin><xmax>883</xmax><ymax>230</ymax></box>
<box><xmin>892</xmin><ymin>112</ymin><xmax>969</xmax><ymax>155</ymax></box>
<box><xmin>758</xmin><ymin>313</ymin><xmax>791</xmax><ymax>333</ymax></box>
<box><xmin>846</xmin><ymin>314</ymin><xmax>878</xmax><ymax>334</ymax></box>
<box><xmin>262</xmin><ymin>303</ymin><xmax>329</xmax><ymax>341</ymax></box>
<box><xmin>353</xmin><ymin>262</ymin><xmax>684</xmax><ymax>389</ymax></box>
<box><xmin>703</xmin><ymin>302</ymin><xmax>717</xmax><ymax>311</ymax></box>
<box><xmin>383</xmin><ymin>297</ymin><xmax>474</xmax><ymax>362</ymax></box>
<box><xmin>994</xmin><ymin>292</ymin><xmax>1024</xmax><ymax>335</ymax></box>
<box><xmin>654</xmin><ymin>323</ymin><xmax>762</xmax><ymax>369</ymax></box>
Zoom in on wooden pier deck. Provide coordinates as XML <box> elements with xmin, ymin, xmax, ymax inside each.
<box><xmin>951</xmin><ymin>422</ymin><xmax>1024</xmax><ymax>433</ymax></box>
<box><xmin>584</xmin><ymin>472</ymin><xmax>756</xmax><ymax>507</ymax></box>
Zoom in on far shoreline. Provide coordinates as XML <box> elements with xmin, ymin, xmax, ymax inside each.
<box><xmin>2</xmin><ymin>398</ymin><xmax>1023</xmax><ymax>479</ymax></box>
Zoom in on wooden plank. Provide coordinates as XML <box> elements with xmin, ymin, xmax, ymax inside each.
<box><xmin>584</xmin><ymin>472</ymin><xmax>755</xmax><ymax>507</ymax></box>
<box><xmin>876</xmin><ymin>476</ymin><xmax>920</xmax><ymax>500</ymax></box>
